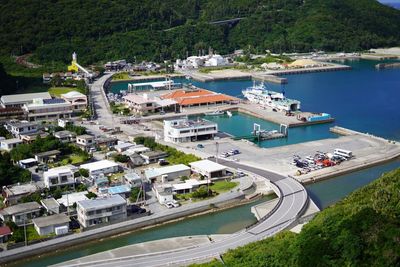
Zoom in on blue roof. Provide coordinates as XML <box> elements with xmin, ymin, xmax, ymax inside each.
<box><xmin>108</xmin><ymin>185</ymin><xmax>131</xmax><ymax>195</ymax></box>
<box><xmin>43</xmin><ymin>98</ymin><xmax>66</xmax><ymax>104</ymax></box>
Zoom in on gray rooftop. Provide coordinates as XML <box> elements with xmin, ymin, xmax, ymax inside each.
<box><xmin>6</xmin><ymin>121</ymin><xmax>39</xmax><ymax>128</ymax></box>
<box><xmin>77</xmin><ymin>134</ymin><xmax>95</xmax><ymax>139</ymax></box>
<box><xmin>34</xmin><ymin>150</ymin><xmax>61</xmax><ymax>157</ymax></box>
<box><xmin>1</xmin><ymin>138</ymin><xmax>23</xmax><ymax>145</ymax></box>
<box><xmin>0</xmin><ymin>202</ymin><xmax>42</xmax><ymax>215</ymax></box>
<box><xmin>3</xmin><ymin>183</ymin><xmax>39</xmax><ymax>196</ymax></box>
<box><xmin>141</xmin><ymin>151</ymin><xmax>168</xmax><ymax>158</ymax></box>
<box><xmin>40</xmin><ymin>198</ymin><xmax>60</xmax><ymax>210</ymax></box>
<box><xmin>54</xmin><ymin>130</ymin><xmax>76</xmax><ymax>138</ymax></box>
<box><xmin>32</xmin><ymin>213</ymin><xmax>70</xmax><ymax>228</ymax></box>
<box><xmin>77</xmin><ymin>195</ymin><xmax>126</xmax><ymax>211</ymax></box>
<box><xmin>1</xmin><ymin>92</ymin><xmax>52</xmax><ymax>104</ymax></box>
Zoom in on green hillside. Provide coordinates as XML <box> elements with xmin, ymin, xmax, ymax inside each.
<box><xmin>0</xmin><ymin>0</ymin><xmax>399</xmax><ymax>67</ymax></box>
<box><xmin>191</xmin><ymin>167</ymin><xmax>400</xmax><ymax>267</ymax></box>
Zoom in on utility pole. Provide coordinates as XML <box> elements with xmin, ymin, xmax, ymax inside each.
<box><xmin>215</xmin><ymin>142</ymin><xmax>219</xmax><ymax>163</ymax></box>
<box><xmin>24</xmin><ymin>218</ymin><xmax>27</xmax><ymax>246</ymax></box>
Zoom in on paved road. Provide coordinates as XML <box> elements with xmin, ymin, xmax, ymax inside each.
<box><xmin>61</xmin><ymin>161</ymin><xmax>308</xmax><ymax>267</ymax></box>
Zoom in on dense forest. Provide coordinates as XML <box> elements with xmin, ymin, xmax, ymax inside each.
<box><xmin>0</xmin><ymin>0</ymin><xmax>400</xmax><ymax>67</ymax></box>
<box><xmin>191</xmin><ymin>168</ymin><xmax>400</xmax><ymax>267</ymax></box>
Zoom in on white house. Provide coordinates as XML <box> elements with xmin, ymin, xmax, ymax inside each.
<box><xmin>124</xmin><ymin>173</ymin><xmax>142</xmax><ymax>188</ymax></box>
<box><xmin>0</xmin><ymin>138</ymin><xmax>23</xmax><ymax>151</ymax></box>
<box><xmin>144</xmin><ymin>164</ymin><xmax>191</xmax><ymax>183</ymax></box>
<box><xmin>153</xmin><ymin>184</ymin><xmax>174</xmax><ymax>204</ymax></box>
<box><xmin>5</xmin><ymin>121</ymin><xmax>39</xmax><ymax>138</ymax></box>
<box><xmin>57</xmin><ymin>191</ymin><xmax>89</xmax><ymax>208</ymax></box>
<box><xmin>114</xmin><ymin>141</ymin><xmax>135</xmax><ymax>153</ymax></box>
<box><xmin>76</xmin><ymin>134</ymin><xmax>96</xmax><ymax>151</ymax></box>
<box><xmin>76</xmin><ymin>195</ymin><xmax>127</xmax><ymax>228</ymax></box>
<box><xmin>32</xmin><ymin>214</ymin><xmax>70</xmax><ymax>236</ymax></box>
<box><xmin>164</xmin><ymin>117</ymin><xmax>218</xmax><ymax>143</ymax></box>
<box><xmin>43</xmin><ymin>165</ymin><xmax>77</xmax><ymax>189</ymax></box>
<box><xmin>204</xmin><ymin>54</ymin><xmax>228</xmax><ymax>67</ymax></box>
<box><xmin>80</xmin><ymin>160</ymin><xmax>120</xmax><ymax>176</ymax></box>
<box><xmin>190</xmin><ymin>160</ymin><xmax>227</xmax><ymax>179</ymax></box>
<box><xmin>172</xmin><ymin>179</ymin><xmax>208</xmax><ymax>194</ymax></box>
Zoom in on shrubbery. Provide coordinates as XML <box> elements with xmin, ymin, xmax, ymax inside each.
<box><xmin>134</xmin><ymin>136</ymin><xmax>200</xmax><ymax>165</ymax></box>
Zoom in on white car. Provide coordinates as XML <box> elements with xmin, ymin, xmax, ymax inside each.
<box><xmin>164</xmin><ymin>202</ymin><xmax>174</xmax><ymax>209</ymax></box>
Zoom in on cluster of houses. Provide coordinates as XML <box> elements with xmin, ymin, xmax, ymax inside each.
<box><xmin>122</xmin><ymin>87</ymin><xmax>239</xmax><ymax>116</ymax></box>
<box><xmin>0</xmin><ymin>133</ymin><xmax>230</xmax><ymax>239</ymax></box>
<box><xmin>0</xmin><ymin>91</ymin><xmax>87</xmax><ymax>123</ymax></box>
<box><xmin>104</xmin><ymin>59</ymin><xmax>162</xmax><ymax>72</ymax></box>
<box><xmin>174</xmin><ymin>54</ymin><xmax>231</xmax><ymax>69</ymax></box>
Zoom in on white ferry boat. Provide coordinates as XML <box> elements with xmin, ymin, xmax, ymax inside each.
<box><xmin>242</xmin><ymin>82</ymin><xmax>301</xmax><ymax>112</ymax></box>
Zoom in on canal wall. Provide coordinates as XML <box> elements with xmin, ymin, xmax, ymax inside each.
<box><xmin>0</xmin><ymin>192</ymin><xmax>246</xmax><ymax>264</ymax></box>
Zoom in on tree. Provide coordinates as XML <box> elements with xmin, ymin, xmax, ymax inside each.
<box><xmin>51</xmin><ymin>74</ymin><xmax>62</xmax><ymax>87</ymax></box>
<box><xmin>79</xmin><ymin>168</ymin><xmax>89</xmax><ymax>178</ymax></box>
<box><xmin>192</xmin><ymin>185</ymin><xmax>211</xmax><ymax>198</ymax></box>
<box><xmin>129</xmin><ymin>187</ymin><xmax>143</xmax><ymax>202</ymax></box>
<box><xmin>85</xmin><ymin>192</ymin><xmax>97</xmax><ymax>199</ymax></box>
<box><xmin>180</xmin><ymin>176</ymin><xmax>189</xmax><ymax>182</ymax></box>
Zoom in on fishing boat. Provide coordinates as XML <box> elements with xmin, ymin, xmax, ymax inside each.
<box><xmin>204</xmin><ymin>109</ymin><xmax>224</xmax><ymax>116</ymax></box>
<box><xmin>242</xmin><ymin>81</ymin><xmax>301</xmax><ymax>112</ymax></box>
<box><xmin>226</xmin><ymin>111</ymin><xmax>233</xmax><ymax>117</ymax></box>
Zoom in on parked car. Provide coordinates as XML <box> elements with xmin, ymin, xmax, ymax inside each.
<box><xmin>197</xmin><ymin>144</ymin><xmax>204</xmax><ymax>149</ymax></box>
<box><xmin>164</xmin><ymin>202</ymin><xmax>174</xmax><ymax>209</ymax></box>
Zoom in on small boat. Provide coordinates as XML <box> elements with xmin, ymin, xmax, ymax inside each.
<box><xmin>204</xmin><ymin>110</ymin><xmax>224</xmax><ymax>116</ymax></box>
<box><xmin>226</xmin><ymin>111</ymin><xmax>233</xmax><ymax>117</ymax></box>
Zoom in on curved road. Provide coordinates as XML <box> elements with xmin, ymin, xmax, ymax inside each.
<box><xmin>62</xmin><ymin>161</ymin><xmax>309</xmax><ymax>267</ymax></box>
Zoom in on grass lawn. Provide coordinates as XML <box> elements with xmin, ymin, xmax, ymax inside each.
<box><xmin>48</xmin><ymin>86</ymin><xmax>85</xmax><ymax>97</ymax></box>
<box><xmin>210</xmin><ymin>180</ymin><xmax>238</xmax><ymax>193</ymax></box>
<box><xmin>112</xmin><ymin>72</ymin><xmax>130</xmax><ymax>80</ymax></box>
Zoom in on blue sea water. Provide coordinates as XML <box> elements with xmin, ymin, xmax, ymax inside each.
<box><xmin>112</xmin><ymin>59</ymin><xmax>400</xmax><ymax>142</ymax></box>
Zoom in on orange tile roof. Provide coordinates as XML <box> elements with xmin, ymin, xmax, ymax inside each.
<box><xmin>177</xmin><ymin>94</ymin><xmax>236</xmax><ymax>106</ymax></box>
<box><xmin>161</xmin><ymin>89</ymin><xmax>213</xmax><ymax>99</ymax></box>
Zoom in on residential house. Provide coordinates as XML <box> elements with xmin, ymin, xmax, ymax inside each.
<box><xmin>54</xmin><ymin>130</ymin><xmax>76</xmax><ymax>143</ymax></box>
<box><xmin>0</xmin><ymin>138</ymin><xmax>23</xmax><ymax>151</ymax></box>
<box><xmin>57</xmin><ymin>191</ymin><xmax>89</xmax><ymax>208</ymax></box>
<box><xmin>41</xmin><ymin>198</ymin><xmax>61</xmax><ymax>215</ymax></box>
<box><xmin>124</xmin><ymin>173</ymin><xmax>142</xmax><ymax>188</ymax></box>
<box><xmin>76</xmin><ymin>134</ymin><xmax>96</xmax><ymax>151</ymax></box>
<box><xmin>114</xmin><ymin>141</ymin><xmax>135</xmax><ymax>153</ymax></box>
<box><xmin>76</xmin><ymin>195</ymin><xmax>127</xmax><ymax>228</ymax></box>
<box><xmin>43</xmin><ymin>165</ymin><xmax>77</xmax><ymax>189</ymax></box>
<box><xmin>2</xmin><ymin>183</ymin><xmax>39</xmax><ymax>206</ymax></box>
<box><xmin>32</xmin><ymin>213</ymin><xmax>70</xmax><ymax>236</ymax></box>
<box><xmin>80</xmin><ymin>160</ymin><xmax>120</xmax><ymax>176</ymax></box>
<box><xmin>0</xmin><ymin>226</ymin><xmax>12</xmax><ymax>243</ymax></box>
<box><xmin>153</xmin><ymin>184</ymin><xmax>173</xmax><ymax>205</ymax></box>
<box><xmin>144</xmin><ymin>164</ymin><xmax>191</xmax><ymax>183</ymax></box>
<box><xmin>5</xmin><ymin>121</ymin><xmax>39</xmax><ymax>138</ymax></box>
<box><xmin>0</xmin><ymin>202</ymin><xmax>42</xmax><ymax>225</ymax></box>
<box><xmin>189</xmin><ymin>160</ymin><xmax>227</xmax><ymax>179</ymax></box>
<box><xmin>34</xmin><ymin>150</ymin><xmax>61</xmax><ymax>163</ymax></box>
<box><xmin>96</xmin><ymin>136</ymin><xmax>118</xmax><ymax>150</ymax></box>
<box><xmin>140</xmin><ymin>151</ymin><xmax>168</xmax><ymax>164</ymax></box>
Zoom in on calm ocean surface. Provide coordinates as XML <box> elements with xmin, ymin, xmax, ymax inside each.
<box><xmin>112</xmin><ymin>59</ymin><xmax>400</xmax><ymax>142</ymax></box>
